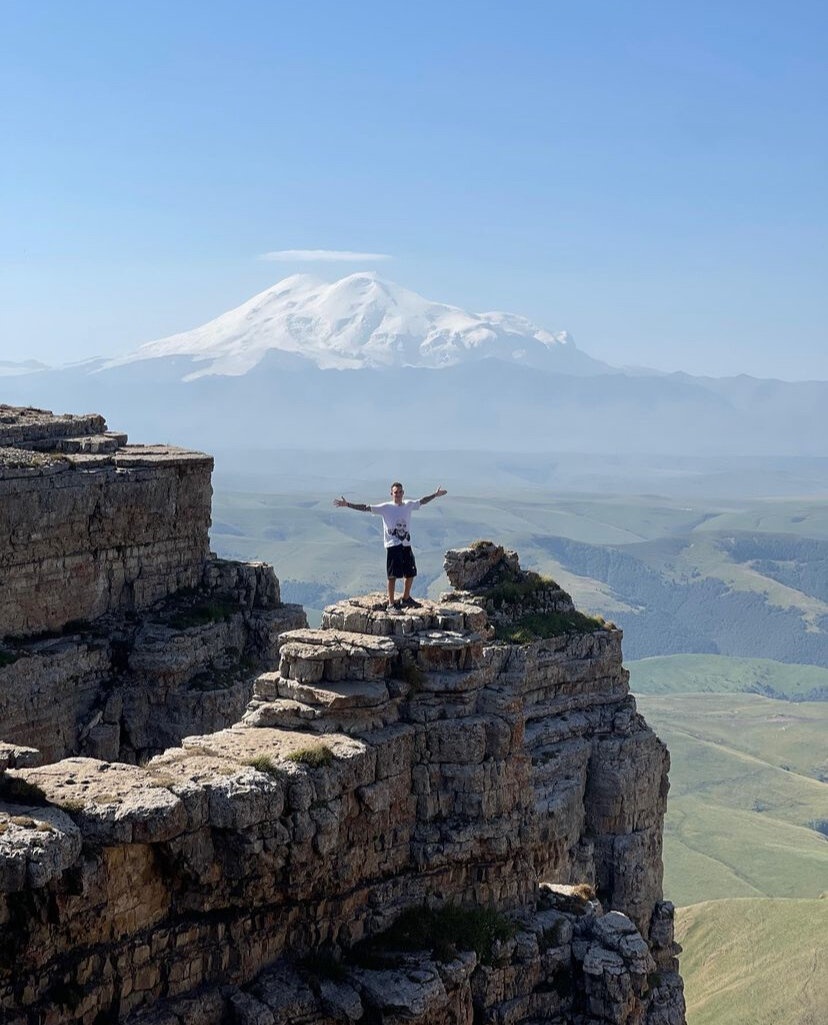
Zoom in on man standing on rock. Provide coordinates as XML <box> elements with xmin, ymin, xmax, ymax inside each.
<box><xmin>334</xmin><ymin>482</ymin><xmax>447</xmax><ymax>610</ymax></box>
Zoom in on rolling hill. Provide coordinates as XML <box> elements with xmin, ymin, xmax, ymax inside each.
<box><xmin>210</xmin><ymin>489</ymin><xmax>828</xmax><ymax>664</ymax></box>
<box><xmin>676</xmin><ymin>898</ymin><xmax>828</xmax><ymax>1025</ymax></box>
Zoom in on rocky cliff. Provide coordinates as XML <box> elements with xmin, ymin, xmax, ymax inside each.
<box><xmin>0</xmin><ymin>407</ymin><xmax>685</xmax><ymax>1025</ymax></box>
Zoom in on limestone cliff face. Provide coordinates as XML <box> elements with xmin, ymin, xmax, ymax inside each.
<box><xmin>0</xmin><ymin>408</ymin><xmax>685</xmax><ymax>1025</ymax></box>
<box><xmin>0</xmin><ymin>406</ymin><xmax>306</xmax><ymax>763</ymax></box>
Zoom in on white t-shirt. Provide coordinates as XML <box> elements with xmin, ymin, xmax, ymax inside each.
<box><xmin>370</xmin><ymin>500</ymin><xmax>421</xmax><ymax>548</ymax></box>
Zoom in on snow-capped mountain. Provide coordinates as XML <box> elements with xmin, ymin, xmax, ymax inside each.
<box><xmin>105</xmin><ymin>272</ymin><xmax>610</xmax><ymax>378</ymax></box>
<box><xmin>3</xmin><ymin>273</ymin><xmax>826</xmax><ymax>459</ymax></box>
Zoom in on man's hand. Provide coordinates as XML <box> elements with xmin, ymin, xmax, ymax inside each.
<box><xmin>334</xmin><ymin>496</ymin><xmax>371</xmax><ymax>511</ymax></box>
<box><xmin>420</xmin><ymin>486</ymin><xmax>447</xmax><ymax>505</ymax></box>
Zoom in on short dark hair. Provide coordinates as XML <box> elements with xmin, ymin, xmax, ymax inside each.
<box><xmin>390</xmin><ymin>481</ymin><xmax>404</xmax><ymax>491</ymax></box>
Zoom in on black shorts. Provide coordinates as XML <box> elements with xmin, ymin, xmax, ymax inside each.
<box><xmin>386</xmin><ymin>545</ymin><xmax>417</xmax><ymax>580</ymax></box>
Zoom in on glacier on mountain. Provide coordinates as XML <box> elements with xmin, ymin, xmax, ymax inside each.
<box><xmin>105</xmin><ymin>272</ymin><xmax>610</xmax><ymax>378</ymax></box>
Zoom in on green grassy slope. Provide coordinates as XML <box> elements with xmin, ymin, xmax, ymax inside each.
<box><xmin>629</xmin><ymin>654</ymin><xmax>828</xmax><ymax>698</ymax></box>
<box><xmin>694</xmin><ymin>501</ymin><xmax>828</xmax><ymax>540</ymax></box>
<box><xmin>676</xmin><ymin>898</ymin><xmax>828</xmax><ymax>1025</ymax></box>
<box><xmin>634</xmin><ymin>691</ymin><xmax>828</xmax><ymax>906</ymax></box>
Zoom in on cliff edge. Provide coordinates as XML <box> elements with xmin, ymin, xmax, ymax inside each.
<box><xmin>0</xmin><ymin>407</ymin><xmax>685</xmax><ymax>1025</ymax></box>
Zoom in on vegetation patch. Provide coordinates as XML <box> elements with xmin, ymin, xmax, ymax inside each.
<box><xmin>53</xmin><ymin>797</ymin><xmax>85</xmax><ymax>813</ymax></box>
<box><xmin>147</xmin><ymin>775</ymin><xmax>177</xmax><ymax>790</ymax></box>
<box><xmin>483</xmin><ymin>570</ymin><xmax>552</xmax><ymax>607</ymax></box>
<box><xmin>166</xmin><ymin>599</ymin><xmax>238</xmax><ymax>631</ymax></box>
<box><xmin>571</xmin><ymin>882</ymin><xmax>597</xmax><ymax>901</ymax></box>
<box><xmin>352</xmin><ymin>904</ymin><xmax>517</xmax><ymax>966</ymax></box>
<box><xmin>245</xmin><ymin>754</ymin><xmax>282</xmax><ymax>777</ymax></box>
<box><xmin>494</xmin><ymin>610</ymin><xmax>608</xmax><ymax>644</ymax></box>
<box><xmin>9</xmin><ymin>815</ymin><xmax>36</xmax><ymax>828</ymax></box>
<box><xmin>286</xmin><ymin>744</ymin><xmax>334</xmax><ymax>768</ymax></box>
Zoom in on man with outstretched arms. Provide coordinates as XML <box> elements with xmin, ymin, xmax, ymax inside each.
<box><xmin>334</xmin><ymin>482</ymin><xmax>447</xmax><ymax>610</ymax></box>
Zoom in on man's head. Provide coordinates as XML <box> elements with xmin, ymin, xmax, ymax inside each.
<box><xmin>390</xmin><ymin>481</ymin><xmax>404</xmax><ymax>504</ymax></box>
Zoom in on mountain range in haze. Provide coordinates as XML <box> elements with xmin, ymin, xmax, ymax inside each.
<box><xmin>2</xmin><ymin>273</ymin><xmax>826</xmax><ymax>457</ymax></box>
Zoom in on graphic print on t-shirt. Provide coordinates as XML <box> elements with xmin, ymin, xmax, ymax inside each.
<box><xmin>390</xmin><ymin>520</ymin><xmax>410</xmax><ymax>544</ymax></box>
<box><xmin>370</xmin><ymin>500</ymin><xmax>421</xmax><ymax>548</ymax></box>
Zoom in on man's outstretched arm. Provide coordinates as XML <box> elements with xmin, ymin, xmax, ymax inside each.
<box><xmin>419</xmin><ymin>486</ymin><xmax>448</xmax><ymax>506</ymax></box>
<box><xmin>334</xmin><ymin>496</ymin><xmax>372</xmax><ymax>511</ymax></box>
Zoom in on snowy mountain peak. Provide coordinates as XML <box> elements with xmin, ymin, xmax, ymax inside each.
<box><xmin>108</xmin><ymin>274</ymin><xmax>609</xmax><ymax>378</ymax></box>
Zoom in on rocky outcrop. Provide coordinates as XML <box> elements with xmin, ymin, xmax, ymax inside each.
<box><xmin>0</xmin><ymin>407</ymin><xmax>305</xmax><ymax>762</ymax></box>
<box><xmin>0</xmin><ymin>413</ymin><xmax>684</xmax><ymax>1024</ymax></box>
<box><xmin>0</xmin><ymin>406</ymin><xmax>214</xmax><ymax>639</ymax></box>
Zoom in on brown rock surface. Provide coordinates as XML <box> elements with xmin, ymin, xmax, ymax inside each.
<box><xmin>0</xmin><ymin>408</ymin><xmax>684</xmax><ymax>1024</ymax></box>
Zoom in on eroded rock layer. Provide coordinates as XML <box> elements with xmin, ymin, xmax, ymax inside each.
<box><xmin>0</xmin><ymin>407</ymin><xmax>306</xmax><ymax>762</ymax></box>
<box><xmin>0</xmin><ymin>412</ymin><xmax>685</xmax><ymax>1024</ymax></box>
<box><xmin>0</xmin><ymin>406</ymin><xmax>211</xmax><ymax>637</ymax></box>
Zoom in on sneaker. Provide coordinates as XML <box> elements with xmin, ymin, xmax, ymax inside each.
<box><xmin>401</xmin><ymin>597</ymin><xmax>422</xmax><ymax>608</ymax></box>
<box><xmin>386</xmin><ymin>600</ymin><xmax>402</xmax><ymax>613</ymax></box>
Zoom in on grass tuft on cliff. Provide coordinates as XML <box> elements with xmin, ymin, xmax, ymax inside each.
<box><xmin>244</xmin><ymin>754</ymin><xmax>282</xmax><ymax>777</ymax></box>
<box><xmin>494</xmin><ymin>610</ymin><xmax>608</xmax><ymax>644</ymax></box>
<box><xmin>483</xmin><ymin>571</ymin><xmax>554</xmax><ymax>607</ymax></box>
<box><xmin>354</xmin><ymin>904</ymin><xmax>517</xmax><ymax>966</ymax></box>
<box><xmin>286</xmin><ymin>744</ymin><xmax>334</xmax><ymax>768</ymax></box>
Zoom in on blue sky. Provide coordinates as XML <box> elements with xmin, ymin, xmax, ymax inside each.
<box><xmin>1</xmin><ymin>0</ymin><xmax>826</xmax><ymax>378</ymax></box>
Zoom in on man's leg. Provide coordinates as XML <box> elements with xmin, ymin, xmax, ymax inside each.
<box><xmin>387</xmin><ymin>577</ymin><xmax>397</xmax><ymax>604</ymax></box>
<box><xmin>402</xmin><ymin>576</ymin><xmax>413</xmax><ymax>601</ymax></box>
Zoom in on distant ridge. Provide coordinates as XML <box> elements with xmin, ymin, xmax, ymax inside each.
<box><xmin>3</xmin><ymin>273</ymin><xmax>827</xmax><ymax>457</ymax></box>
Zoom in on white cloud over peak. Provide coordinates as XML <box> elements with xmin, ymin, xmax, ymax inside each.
<box><xmin>259</xmin><ymin>249</ymin><xmax>392</xmax><ymax>262</ymax></box>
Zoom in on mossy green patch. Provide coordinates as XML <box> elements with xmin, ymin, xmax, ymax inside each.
<box><xmin>354</xmin><ymin>904</ymin><xmax>517</xmax><ymax>966</ymax></box>
<box><xmin>494</xmin><ymin>609</ymin><xmax>607</xmax><ymax>644</ymax></box>
<box><xmin>483</xmin><ymin>571</ymin><xmax>551</xmax><ymax>607</ymax></box>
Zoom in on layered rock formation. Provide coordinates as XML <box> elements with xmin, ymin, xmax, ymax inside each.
<box><xmin>0</xmin><ymin>407</ymin><xmax>305</xmax><ymax>763</ymax></box>
<box><xmin>0</xmin><ymin>409</ymin><xmax>685</xmax><ymax>1025</ymax></box>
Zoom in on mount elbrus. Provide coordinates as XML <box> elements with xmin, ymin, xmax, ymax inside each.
<box><xmin>2</xmin><ymin>273</ymin><xmax>825</xmax><ymax>457</ymax></box>
<box><xmin>0</xmin><ymin>404</ymin><xmax>685</xmax><ymax>1025</ymax></box>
